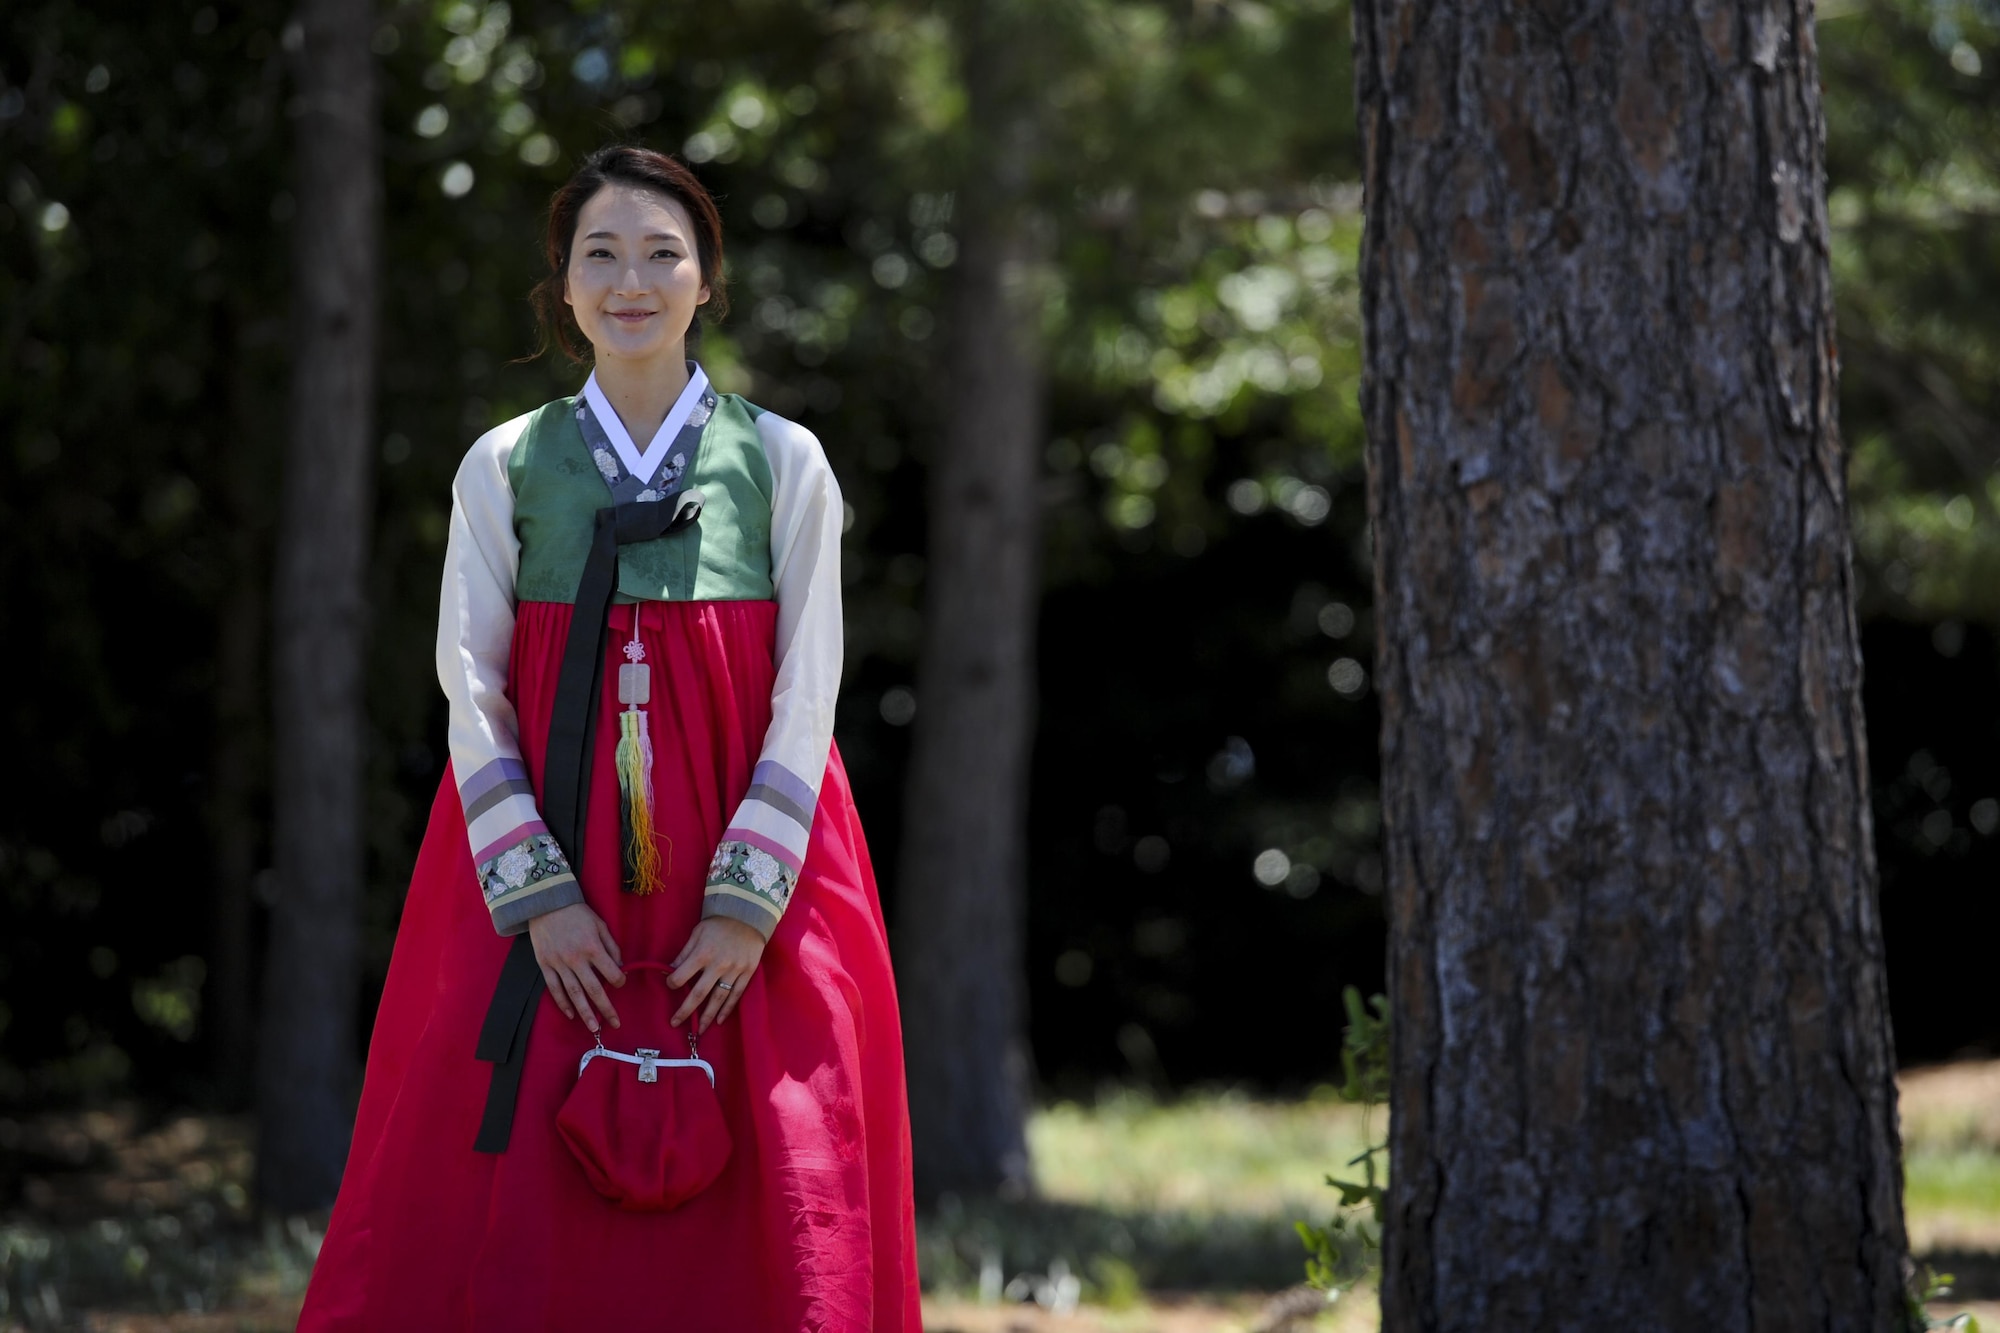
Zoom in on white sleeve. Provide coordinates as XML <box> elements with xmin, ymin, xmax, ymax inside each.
<box><xmin>700</xmin><ymin>411</ymin><xmax>844</xmax><ymax>938</ymax></box>
<box><xmin>438</xmin><ymin>414</ymin><xmax>583</xmax><ymax>935</ymax></box>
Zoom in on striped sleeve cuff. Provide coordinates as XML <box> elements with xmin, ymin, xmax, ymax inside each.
<box><xmin>461</xmin><ymin>757</ymin><xmax>581</xmax><ymax>935</ymax></box>
<box><xmin>702</xmin><ymin>760</ymin><xmax>818</xmax><ymax>938</ymax></box>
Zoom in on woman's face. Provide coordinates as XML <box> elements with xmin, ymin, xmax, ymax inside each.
<box><xmin>562</xmin><ymin>182</ymin><xmax>711</xmax><ymax>367</ymax></box>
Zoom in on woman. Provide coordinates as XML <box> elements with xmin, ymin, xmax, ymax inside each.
<box><xmin>298</xmin><ymin>145</ymin><xmax>921</xmax><ymax>1332</ymax></box>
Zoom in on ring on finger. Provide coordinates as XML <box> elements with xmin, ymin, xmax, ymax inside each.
<box><xmin>716</xmin><ymin>979</ymin><xmax>735</xmax><ymax>992</ymax></box>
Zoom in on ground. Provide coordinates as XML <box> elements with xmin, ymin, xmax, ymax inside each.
<box><xmin>2</xmin><ymin>1063</ymin><xmax>1995</xmax><ymax>1330</ymax></box>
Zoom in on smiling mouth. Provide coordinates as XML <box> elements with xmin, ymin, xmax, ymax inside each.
<box><xmin>610</xmin><ymin>310</ymin><xmax>655</xmax><ymax>324</ymax></box>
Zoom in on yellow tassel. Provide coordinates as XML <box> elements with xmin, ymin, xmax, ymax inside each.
<box><xmin>616</xmin><ymin>708</ymin><xmax>669</xmax><ymax>893</ymax></box>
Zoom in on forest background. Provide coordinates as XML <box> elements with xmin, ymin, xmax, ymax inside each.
<box><xmin>3</xmin><ymin>0</ymin><xmax>1999</xmax><ymax>1220</ymax></box>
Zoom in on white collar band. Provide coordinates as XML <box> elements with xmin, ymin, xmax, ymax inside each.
<box><xmin>580</xmin><ymin>362</ymin><xmax>710</xmax><ymax>486</ymax></box>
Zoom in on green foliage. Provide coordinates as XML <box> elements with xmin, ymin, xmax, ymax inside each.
<box><xmin>0</xmin><ymin>0</ymin><xmax>299</xmax><ymax>1102</ymax></box>
<box><xmin>1296</xmin><ymin>986</ymin><xmax>1388</xmax><ymax>1294</ymax></box>
<box><xmin>0</xmin><ymin>0</ymin><xmax>1383</xmax><ymax>1105</ymax></box>
<box><xmin>1087</xmin><ymin>1252</ymin><xmax>1143</xmax><ymax>1310</ymax></box>
<box><xmin>1823</xmin><ymin>0</ymin><xmax>2000</xmax><ymax>622</ymax></box>
<box><xmin>1908</xmin><ymin>1264</ymin><xmax>1982</xmax><ymax>1332</ymax></box>
<box><xmin>7</xmin><ymin>0</ymin><xmax>1999</xmax><ymax>1112</ymax></box>
<box><xmin>1333</xmin><ymin>984</ymin><xmax>1388</xmax><ymax>1107</ymax></box>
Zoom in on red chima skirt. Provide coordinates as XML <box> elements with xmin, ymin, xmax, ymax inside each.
<box><xmin>298</xmin><ymin>600</ymin><xmax>922</xmax><ymax>1332</ymax></box>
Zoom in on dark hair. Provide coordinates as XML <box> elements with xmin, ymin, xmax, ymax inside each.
<box><xmin>528</xmin><ymin>145</ymin><xmax>730</xmax><ymax>362</ymax></box>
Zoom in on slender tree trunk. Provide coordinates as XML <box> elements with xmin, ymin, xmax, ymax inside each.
<box><xmin>1355</xmin><ymin>2</ymin><xmax>1912</xmax><ymax>1328</ymax></box>
<box><xmin>256</xmin><ymin>0</ymin><xmax>379</xmax><ymax>1211</ymax></box>
<box><xmin>894</xmin><ymin>0</ymin><xmax>1044</xmax><ymax>1203</ymax></box>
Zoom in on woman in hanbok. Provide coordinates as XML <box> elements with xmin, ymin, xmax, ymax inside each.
<box><xmin>297</xmin><ymin>145</ymin><xmax>921</xmax><ymax>1332</ymax></box>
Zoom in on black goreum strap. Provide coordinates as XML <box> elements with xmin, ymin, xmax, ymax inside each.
<box><xmin>473</xmin><ymin>487</ymin><xmax>704</xmax><ymax>1154</ymax></box>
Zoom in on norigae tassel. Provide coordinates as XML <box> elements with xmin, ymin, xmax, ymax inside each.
<box><xmin>616</xmin><ymin>635</ymin><xmax>668</xmax><ymax>894</ymax></box>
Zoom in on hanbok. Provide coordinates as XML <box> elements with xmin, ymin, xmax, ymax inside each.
<box><xmin>297</xmin><ymin>364</ymin><xmax>921</xmax><ymax>1332</ymax></box>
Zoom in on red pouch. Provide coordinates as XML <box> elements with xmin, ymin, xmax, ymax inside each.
<box><xmin>554</xmin><ymin>961</ymin><xmax>733</xmax><ymax>1211</ymax></box>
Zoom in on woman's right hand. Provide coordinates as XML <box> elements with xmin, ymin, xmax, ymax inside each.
<box><xmin>527</xmin><ymin>902</ymin><xmax>626</xmax><ymax>1033</ymax></box>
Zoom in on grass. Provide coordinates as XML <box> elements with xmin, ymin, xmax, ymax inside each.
<box><xmin>5</xmin><ymin>1065</ymin><xmax>1999</xmax><ymax>1331</ymax></box>
<box><xmin>1030</xmin><ymin>1086</ymin><xmax>1376</xmax><ymax>1218</ymax></box>
<box><xmin>916</xmin><ymin>1086</ymin><xmax>1379</xmax><ymax>1307</ymax></box>
<box><xmin>920</xmin><ymin>1066</ymin><xmax>2000</xmax><ymax>1330</ymax></box>
<box><xmin>918</xmin><ymin>1087</ymin><xmax>1378</xmax><ymax>1332</ymax></box>
<box><xmin>1903</xmin><ymin>1059</ymin><xmax>2000</xmax><ymax>1259</ymax></box>
<box><xmin>1909</xmin><ymin>1149</ymin><xmax>2000</xmax><ymax>1219</ymax></box>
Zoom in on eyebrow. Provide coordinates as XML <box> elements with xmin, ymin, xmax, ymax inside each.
<box><xmin>581</xmin><ymin>231</ymin><xmax>683</xmax><ymax>242</ymax></box>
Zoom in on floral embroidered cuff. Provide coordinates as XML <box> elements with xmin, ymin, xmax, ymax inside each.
<box><xmin>481</xmin><ymin>831</ymin><xmax>584</xmax><ymax>936</ymax></box>
<box><xmin>703</xmin><ymin>839</ymin><xmax>797</xmax><ymax>939</ymax></box>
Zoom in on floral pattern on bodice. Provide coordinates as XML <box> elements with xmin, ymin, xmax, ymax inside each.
<box><xmin>573</xmin><ymin>388</ymin><xmax>716</xmax><ymax>505</ymax></box>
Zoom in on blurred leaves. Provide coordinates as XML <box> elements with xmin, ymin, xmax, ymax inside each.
<box><xmin>1825</xmin><ymin>0</ymin><xmax>2000</xmax><ymax>619</ymax></box>
<box><xmin>1296</xmin><ymin>987</ymin><xmax>1385</xmax><ymax>1293</ymax></box>
<box><xmin>4</xmin><ymin>0</ymin><xmax>2000</xmax><ymax>1105</ymax></box>
<box><xmin>0</xmin><ymin>0</ymin><xmax>1377</xmax><ymax>1101</ymax></box>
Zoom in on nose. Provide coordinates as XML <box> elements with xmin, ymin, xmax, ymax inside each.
<box><xmin>617</xmin><ymin>264</ymin><xmax>645</xmax><ymax>294</ymax></box>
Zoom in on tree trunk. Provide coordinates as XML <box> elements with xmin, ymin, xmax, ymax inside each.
<box><xmin>1355</xmin><ymin>1</ymin><xmax>1912</xmax><ymax>1328</ymax></box>
<box><xmin>256</xmin><ymin>0</ymin><xmax>379</xmax><ymax>1211</ymax></box>
<box><xmin>893</xmin><ymin>0</ymin><xmax>1044</xmax><ymax>1203</ymax></box>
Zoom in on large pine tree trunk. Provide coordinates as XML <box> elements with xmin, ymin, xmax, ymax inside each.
<box><xmin>256</xmin><ymin>0</ymin><xmax>379</xmax><ymax>1211</ymax></box>
<box><xmin>1355</xmin><ymin>1</ymin><xmax>1912</xmax><ymax>1327</ymax></box>
<box><xmin>893</xmin><ymin>0</ymin><xmax>1044</xmax><ymax>1203</ymax></box>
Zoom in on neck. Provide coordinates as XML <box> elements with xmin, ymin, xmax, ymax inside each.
<box><xmin>591</xmin><ymin>344</ymin><xmax>692</xmax><ymax>445</ymax></box>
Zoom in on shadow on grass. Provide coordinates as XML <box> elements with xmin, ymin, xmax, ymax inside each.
<box><xmin>1</xmin><ymin>1195</ymin><xmax>1322</xmax><ymax>1329</ymax></box>
<box><xmin>1</xmin><ymin>1209</ymin><xmax>321</xmax><ymax>1326</ymax></box>
<box><xmin>1</xmin><ymin>1106</ymin><xmax>322</xmax><ymax>1323</ymax></box>
<box><xmin>2</xmin><ymin>1106</ymin><xmax>1334</xmax><ymax>1322</ymax></box>
<box><xmin>919</xmin><ymin>1193</ymin><xmax>1335</xmax><ymax>1297</ymax></box>
<box><xmin>1923</xmin><ymin>1248</ymin><xmax>2000</xmax><ymax>1301</ymax></box>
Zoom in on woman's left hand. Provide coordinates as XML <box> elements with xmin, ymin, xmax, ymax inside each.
<box><xmin>668</xmin><ymin>917</ymin><xmax>766</xmax><ymax>1033</ymax></box>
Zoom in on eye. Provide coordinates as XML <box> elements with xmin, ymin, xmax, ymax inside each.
<box><xmin>585</xmin><ymin>247</ymin><xmax>612</xmax><ymax>259</ymax></box>
<box><xmin>651</xmin><ymin>248</ymin><xmax>678</xmax><ymax>260</ymax></box>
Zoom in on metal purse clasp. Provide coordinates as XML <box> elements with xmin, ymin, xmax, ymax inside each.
<box><xmin>636</xmin><ymin>1048</ymin><xmax>661</xmax><ymax>1083</ymax></box>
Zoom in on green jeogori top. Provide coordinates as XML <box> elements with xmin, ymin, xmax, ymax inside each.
<box><xmin>509</xmin><ymin>392</ymin><xmax>778</xmax><ymax>605</ymax></box>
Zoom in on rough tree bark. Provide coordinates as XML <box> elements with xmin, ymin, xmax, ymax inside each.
<box><xmin>893</xmin><ymin>0</ymin><xmax>1044</xmax><ymax>1202</ymax></box>
<box><xmin>255</xmin><ymin>0</ymin><xmax>379</xmax><ymax>1210</ymax></box>
<box><xmin>1355</xmin><ymin>1</ymin><xmax>1912</xmax><ymax>1328</ymax></box>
